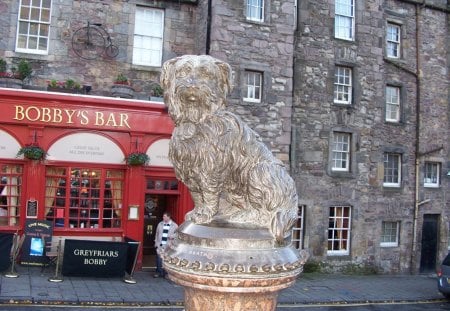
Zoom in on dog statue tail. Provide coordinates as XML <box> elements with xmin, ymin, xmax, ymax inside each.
<box><xmin>271</xmin><ymin>206</ymin><xmax>298</xmax><ymax>245</ymax></box>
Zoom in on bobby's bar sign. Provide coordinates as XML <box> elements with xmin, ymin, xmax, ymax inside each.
<box><xmin>62</xmin><ymin>239</ymin><xmax>128</xmax><ymax>277</ymax></box>
<box><xmin>13</xmin><ymin>105</ymin><xmax>131</xmax><ymax>129</ymax></box>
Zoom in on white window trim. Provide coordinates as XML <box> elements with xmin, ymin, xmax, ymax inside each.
<box><xmin>243</xmin><ymin>70</ymin><xmax>262</xmax><ymax>103</ymax></box>
<box><xmin>246</xmin><ymin>0</ymin><xmax>264</xmax><ymax>22</ymax></box>
<box><xmin>15</xmin><ymin>0</ymin><xmax>52</xmax><ymax>55</ymax></box>
<box><xmin>334</xmin><ymin>66</ymin><xmax>352</xmax><ymax>105</ymax></box>
<box><xmin>383</xmin><ymin>153</ymin><xmax>401</xmax><ymax>188</ymax></box>
<box><xmin>327</xmin><ymin>206</ymin><xmax>351</xmax><ymax>256</ymax></box>
<box><xmin>385</xmin><ymin>86</ymin><xmax>400</xmax><ymax>123</ymax></box>
<box><xmin>386</xmin><ymin>23</ymin><xmax>401</xmax><ymax>59</ymax></box>
<box><xmin>334</xmin><ymin>0</ymin><xmax>355</xmax><ymax>41</ymax></box>
<box><xmin>380</xmin><ymin>221</ymin><xmax>399</xmax><ymax>247</ymax></box>
<box><xmin>424</xmin><ymin>162</ymin><xmax>440</xmax><ymax>188</ymax></box>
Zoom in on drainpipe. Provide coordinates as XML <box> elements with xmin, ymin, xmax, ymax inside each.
<box><xmin>411</xmin><ymin>2</ymin><xmax>421</xmax><ymax>275</ymax></box>
<box><xmin>205</xmin><ymin>0</ymin><xmax>212</xmax><ymax>54</ymax></box>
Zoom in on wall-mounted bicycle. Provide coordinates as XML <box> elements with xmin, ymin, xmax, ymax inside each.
<box><xmin>72</xmin><ymin>22</ymin><xmax>119</xmax><ymax>60</ymax></box>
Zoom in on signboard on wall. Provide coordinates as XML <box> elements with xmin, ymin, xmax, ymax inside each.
<box><xmin>20</xmin><ymin>220</ymin><xmax>53</xmax><ymax>266</ymax></box>
<box><xmin>62</xmin><ymin>239</ymin><xmax>128</xmax><ymax>277</ymax></box>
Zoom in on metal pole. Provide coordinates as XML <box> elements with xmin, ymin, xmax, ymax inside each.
<box><xmin>48</xmin><ymin>239</ymin><xmax>63</xmax><ymax>282</ymax></box>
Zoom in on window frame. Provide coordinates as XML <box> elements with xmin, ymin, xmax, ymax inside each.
<box><xmin>327</xmin><ymin>205</ymin><xmax>351</xmax><ymax>256</ymax></box>
<box><xmin>15</xmin><ymin>0</ymin><xmax>52</xmax><ymax>54</ymax></box>
<box><xmin>334</xmin><ymin>66</ymin><xmax>352</xmax><ymax>105</ymax></box>
<box><xmin>291</xmin><ymin>205</ymin><xmax>305</xmax><ymax>250</ymax></box>
<box><xmin>334</xmin><ymin>0</ymin><xmax>355</xmax><ymax>41</ymax></box>
<box><xmin>385</xmin><ymin>85</ymin><xmax>401</xmax><ymax>123</ymax></box>
<box><xmin>380</xmin><ymin>221</ymin><xmax>400</xmax><ymax>247</ymax></box>
<box><xmin>243</xmin><ymin>70</ymin><xmax>263</xmax><ymax>103</ymax></box>
<box><xmin>386</xmin><ymin>23</ymin><xmax>401</xmax><ymax>59</ymax></box>
<box><xmin>331</xmin><ymin>132</ymin><xmax>351</xmax><ymax>172</ymax></box>
<box><xmin>132</xmin><ymin>6</ymin><xmax>164</xmax><ymax>67</ymax></box>
<box><xmin>45</xmin><ymin>166</ymin><xmax>124</xmax><ymax>230</ymax></box>
<box><xmin>0</xmin><ymin>164</ymin><xmax>23</xmax><ymax>227</ymax></box>
<box><xmin>246</xmin><ymin>0</ymin><xmax>264</xmax><ymax>22</ymax></box>
<box><xmin>424</xmin><ymin>162</ymin><xmax>440</xmax><ymax>188</ymax></box>
<box><xmin>383</xmin><ymin>153</ymin><xmax>401</xmax><ymax>188</ymax></box>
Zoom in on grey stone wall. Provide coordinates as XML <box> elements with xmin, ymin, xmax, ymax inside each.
<box><xmin>207</xmin><ymin>0</ymin><xmax>297</xmax><ymax>164</ymax></box>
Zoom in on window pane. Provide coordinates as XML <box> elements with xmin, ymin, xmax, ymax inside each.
<box><xmin>20</xmin><ymin>7</ymin><xmax>30</xmax><ymax>19</ymax></box>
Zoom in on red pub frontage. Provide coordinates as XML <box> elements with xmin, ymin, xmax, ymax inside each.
<box><xmin>0</xmin><ymin>88</ymin><xmax>193</xmax><ymax>270</ymax></box>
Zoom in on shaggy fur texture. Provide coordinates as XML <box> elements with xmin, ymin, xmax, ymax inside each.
<box><xmin>161</xmin><ymin>55</ymin><xmax>298</xmax><ymax>243</ymax></box>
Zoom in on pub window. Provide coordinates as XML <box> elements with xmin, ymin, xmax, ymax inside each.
<box><xmin>0</xmin><ymin>164</ymin><xmax>23</xmax><ymax>227</ymax></box>
<box><xmin>45</xmin><ymin>167</ymin><xmax>124</xmax><ymax>229</ymax></box>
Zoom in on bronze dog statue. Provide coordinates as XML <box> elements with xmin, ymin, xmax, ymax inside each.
<box><xmin>161</xmin><ymin>55</ymin><xmax>298</xmax><ymax>243</ymax></box>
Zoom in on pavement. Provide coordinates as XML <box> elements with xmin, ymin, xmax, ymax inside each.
<box><xmin>0</xmin><ymin>266</ymin><xmax>445</xmax><ymax>308</ymax></box>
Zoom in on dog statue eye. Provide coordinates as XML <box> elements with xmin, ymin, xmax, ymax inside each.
<box><xmin>175</xmin><ymin>66</ymin><xmax>192</xmax><ymax>79</ymax></box>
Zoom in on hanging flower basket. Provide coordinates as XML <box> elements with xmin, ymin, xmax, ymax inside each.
<box><xmin>126</xmin><ymin>152</ymin><xmax>150</xmax><ymax>166</ymax></box>
<box><xmin>17</xmin><ymin>144</ymin><xmax>47</xmax><ymax>160</ymax></box>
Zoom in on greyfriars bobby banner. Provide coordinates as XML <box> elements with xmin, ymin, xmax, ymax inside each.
<box><xmin>62</xmin><ymin>239</ymin><xmax>128</xmax><ymax>277</ymax></box>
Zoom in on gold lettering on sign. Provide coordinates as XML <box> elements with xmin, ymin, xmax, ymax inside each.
<box><xmin>13</xmin><ymin>105</ymin><xmax>131</xmax><ymax>129</ymax></box>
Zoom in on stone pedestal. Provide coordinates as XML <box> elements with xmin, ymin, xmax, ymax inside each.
<box><xmin>163</xmin><ymin>221</ymin><xmax>308</xmax><ymax>311</ymax></box>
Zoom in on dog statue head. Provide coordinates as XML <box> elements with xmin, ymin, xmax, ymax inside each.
<box><xmin>160</xmin><ymin>55</ymin><xmax>233</xmax><ymax>125</ymax></box>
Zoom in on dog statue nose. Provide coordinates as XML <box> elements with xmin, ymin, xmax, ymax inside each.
<box><xmin>181</xmin><ymin>87</ymin><xmax>198</xmax><ymax>102</ymax></box>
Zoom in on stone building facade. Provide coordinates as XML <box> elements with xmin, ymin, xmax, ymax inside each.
<box><xmin>294</xmin><ymin>0</ymin><xmax>450</xmax><ymax>273</ymax></box>
<box><xmin>0</xmin><ymin>0</ymin><xmax>448</xmax><ymax>274</ymax></box>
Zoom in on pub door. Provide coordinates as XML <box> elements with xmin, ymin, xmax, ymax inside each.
<box><xmin>419</xmin><ymin>214</ymin><xmax>439</xmax><ymax>273</ymax></box>
<box><xmin>142</xmin><ymin>193</ymin><xmax>178</xmax><ymax>270</ymax></box>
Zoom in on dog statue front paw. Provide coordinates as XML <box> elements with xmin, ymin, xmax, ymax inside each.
<box><xmin>186</xmin><ymin>210</ymin><xmax>212</xmax><ymax>224</ymax></box>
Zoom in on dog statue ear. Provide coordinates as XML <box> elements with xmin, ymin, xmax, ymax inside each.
<box><xmin>161</xmin><ymin>57</ymin><xmax>179</xmax><ymax>90</ymax></box>
<box><xmin>214</xmin><ymin>60</ymin><xmax>233</xmax><ymax>96</ymax></box>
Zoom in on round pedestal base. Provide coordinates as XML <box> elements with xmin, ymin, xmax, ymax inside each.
<box><xmin>164</xmin><ymin>221</ymin><xmax>308</xmax><ymax>311</ymax></box>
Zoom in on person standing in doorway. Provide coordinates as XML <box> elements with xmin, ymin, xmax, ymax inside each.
<box><xmin>154</xmin><ymin>211</ymin><xmax>178</xmax><ymax>278</ymax></box>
